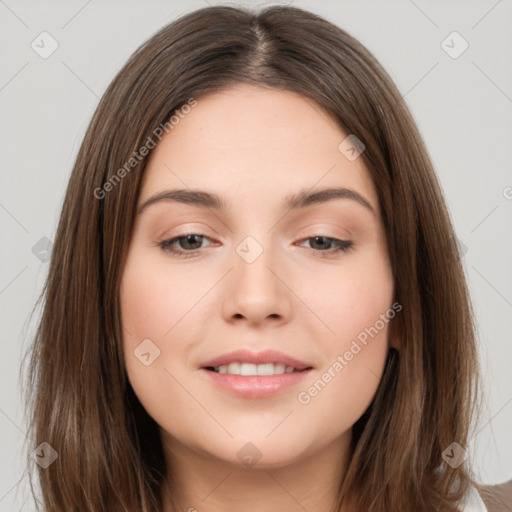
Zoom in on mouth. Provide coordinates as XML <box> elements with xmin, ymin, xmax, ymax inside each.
<box><xmin>204</xmin><ymin>362</ymin><xmax>311</xmax><ymax>375</ymax></box>
<box><xmin>200</xmin><ymin>348</ymin><xmax>313</xmax><ymax>375</ymax></box>
<box><xmin>199</xmin><ymin>349</ymin><xmax>313</xmax><ymax>398</ymax></box>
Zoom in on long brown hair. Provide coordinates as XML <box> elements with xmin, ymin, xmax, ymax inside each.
<box><xmin>23</xmin><ymin>5</ymin><xmax>482</xmax><ymax>511</ymax></box>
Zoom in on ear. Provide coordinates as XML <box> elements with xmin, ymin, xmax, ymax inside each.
<box><xmin>389</xmin><ymin>335</ymin><xmax>400</xmax><ymax>351</ymax></box>
<box><xmin>388</xmin><ymin>323</ymin><xmax>401</xmax><ymax>351</ymax></box>
<box><xmin>386</xmin><ymin>301</ymin><xmax>402</xmax><ymax>351</ymax></box>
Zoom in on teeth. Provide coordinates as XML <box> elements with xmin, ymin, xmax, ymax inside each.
<box><xmin>213</xmin><ymin>362</ymin><xmax>298</xmax><ymax>375</ymax></box>
<box><xmin>257</xmin><ymin>363</ymin><xmax>285</xmax><ymax>376</ymax></box>
<box><xmin>227</xmin><ymin>362</ymin><xmax>240</xmax><ymax>374</ymax></box>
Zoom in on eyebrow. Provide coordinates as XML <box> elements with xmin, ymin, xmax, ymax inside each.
<box><xmin>137</xmin><ymin>186</ymin><xmax>375</xmax><ymax>215</ymax></box>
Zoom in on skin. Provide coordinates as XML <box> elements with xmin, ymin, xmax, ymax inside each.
<box><xmin>120</xmin><ymin>84</ymin><xmax>398</xmax><ymax>512</ymax></box>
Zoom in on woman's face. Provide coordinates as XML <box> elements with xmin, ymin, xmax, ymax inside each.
<box><xmin>120</xmin><ymin>85</ymin><xmax>396</xmax><ymax>469</ymax></box>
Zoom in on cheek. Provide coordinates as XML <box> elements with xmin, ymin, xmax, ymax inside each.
<box><xmin>119</xmin><ymin>248</ymin><xmax>186</xmax><ymax>386</ymax></box>
<box><xmin>120</xmin><ymin>248</ymin><xmax>202</xmax><ymax>340</ymax></box>
<box><xmin>299</xmin><ymin>249</ymin><xmax>394</xmax><ymax>344</ymax></box>
<box><xmin>119</xmin><ymin>249</ymin><xmax>207</xmax><ymax>438</ymax></box>
<box><xmin>294</xmin><ymin>250</ymin><xmax>394</xmax><ymax>419</ymax></box>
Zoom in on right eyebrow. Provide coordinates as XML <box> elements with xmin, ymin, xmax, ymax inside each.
<box><xmin>138</xmin><ymin>189</ymin><xmax>226</xmax><ymax>215</ymax></box>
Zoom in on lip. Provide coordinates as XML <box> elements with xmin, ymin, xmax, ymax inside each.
<box><xmin>199</xmin><ymin>349</ymin><xmax>314</xmax><ymax>399</ymax></box>
<box><xmin>200</xmin><ymin>368</ymin><xmax>313</xmax><ymax>398</ymax></box>
<box><xmin>200</xmin><ymin>349</ymin><xmax>312</xmax><ymax>371</ymax></box>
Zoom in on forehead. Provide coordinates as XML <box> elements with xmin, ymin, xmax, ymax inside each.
<box><xmin>140</xmin><ymin>85</ymin><xmax>378</xmax><ymax>211</ymax></box>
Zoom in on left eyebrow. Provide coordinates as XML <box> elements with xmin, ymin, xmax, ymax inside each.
<box><xmin>285</xmin><ymin>187</ymin><xmax>375</xmax><ymax>214</ymax></box>
<box><xmin>137</xmin><ymin>186</ymin><xmax>375</xmax><ymax>215</ymax></box>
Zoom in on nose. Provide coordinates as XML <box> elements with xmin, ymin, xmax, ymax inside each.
<box><xmin>221</xmin><ymin>241</ymin><xmax>293</xmax><ymax>328</ymax></box>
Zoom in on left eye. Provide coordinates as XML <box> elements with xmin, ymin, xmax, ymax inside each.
<box><xmin>296</xmin><ymin>236</ymin><xmax>353</xmax><ymax>256</ymax></box>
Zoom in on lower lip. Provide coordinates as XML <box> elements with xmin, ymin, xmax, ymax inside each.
<box><xmin>199</xmin><ymin>368</ymin><xmax>312</xmax><ymax>398</ymax></box>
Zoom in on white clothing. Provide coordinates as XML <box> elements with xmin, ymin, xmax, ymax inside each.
<box><xmin>460</xmin><ymin>485</ymin><xmax>488</xmax><ymax>511</ymax></box>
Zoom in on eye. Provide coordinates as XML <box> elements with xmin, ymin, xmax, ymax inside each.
<box><xmin>296</xmin><ymin>236</ymin><xmax>353</xmax><ymax>257</ymax></box>
<box><xmin>157</xmin><ymin>234</ymin><xmax>353</xmax><ymax>259</ymax></box>
<box><xmin>158</xmin><ymin>233</ymin><xmax>214</xmax><ymax>257</ymax></box>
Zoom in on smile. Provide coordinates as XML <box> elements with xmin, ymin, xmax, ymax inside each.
<box><xmin>207</xmin><ymin>362</ymin><xmax>305</xmax><ymax>375</ymax></box>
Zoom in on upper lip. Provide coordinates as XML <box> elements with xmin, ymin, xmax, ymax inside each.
<box><xmin>200</xmin><ymin>349</ymin><xmax>312</xmax><ymax>371</ymax></box>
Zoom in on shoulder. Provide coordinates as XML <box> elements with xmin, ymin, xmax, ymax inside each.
<box><xmin>476</xmin><ymin>479</ymin><xmax>512</xmax><ymax>512</ymax></box>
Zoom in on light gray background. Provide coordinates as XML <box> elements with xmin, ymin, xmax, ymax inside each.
<box><xmin>1</xmin><ymin>0</ymin><xmax>511</xmax><ymax>510</ymax></box>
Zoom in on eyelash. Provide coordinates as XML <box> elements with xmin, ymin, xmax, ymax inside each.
<box><xmin>157</xmin><ymin>233</ymin><xmax>353</xmax><ymax>258</ymax></box>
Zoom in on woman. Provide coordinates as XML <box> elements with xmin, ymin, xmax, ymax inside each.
<box><xmin>25</xmin><ymin>5</ymin><xmax>495</xmax><ymax>511</ymax></box>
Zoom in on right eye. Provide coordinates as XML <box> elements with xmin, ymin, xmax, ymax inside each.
<box><xmin>158</xmin><ymin>233</ymin><xmax>215</xmax><ymax>257</ymax></box>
